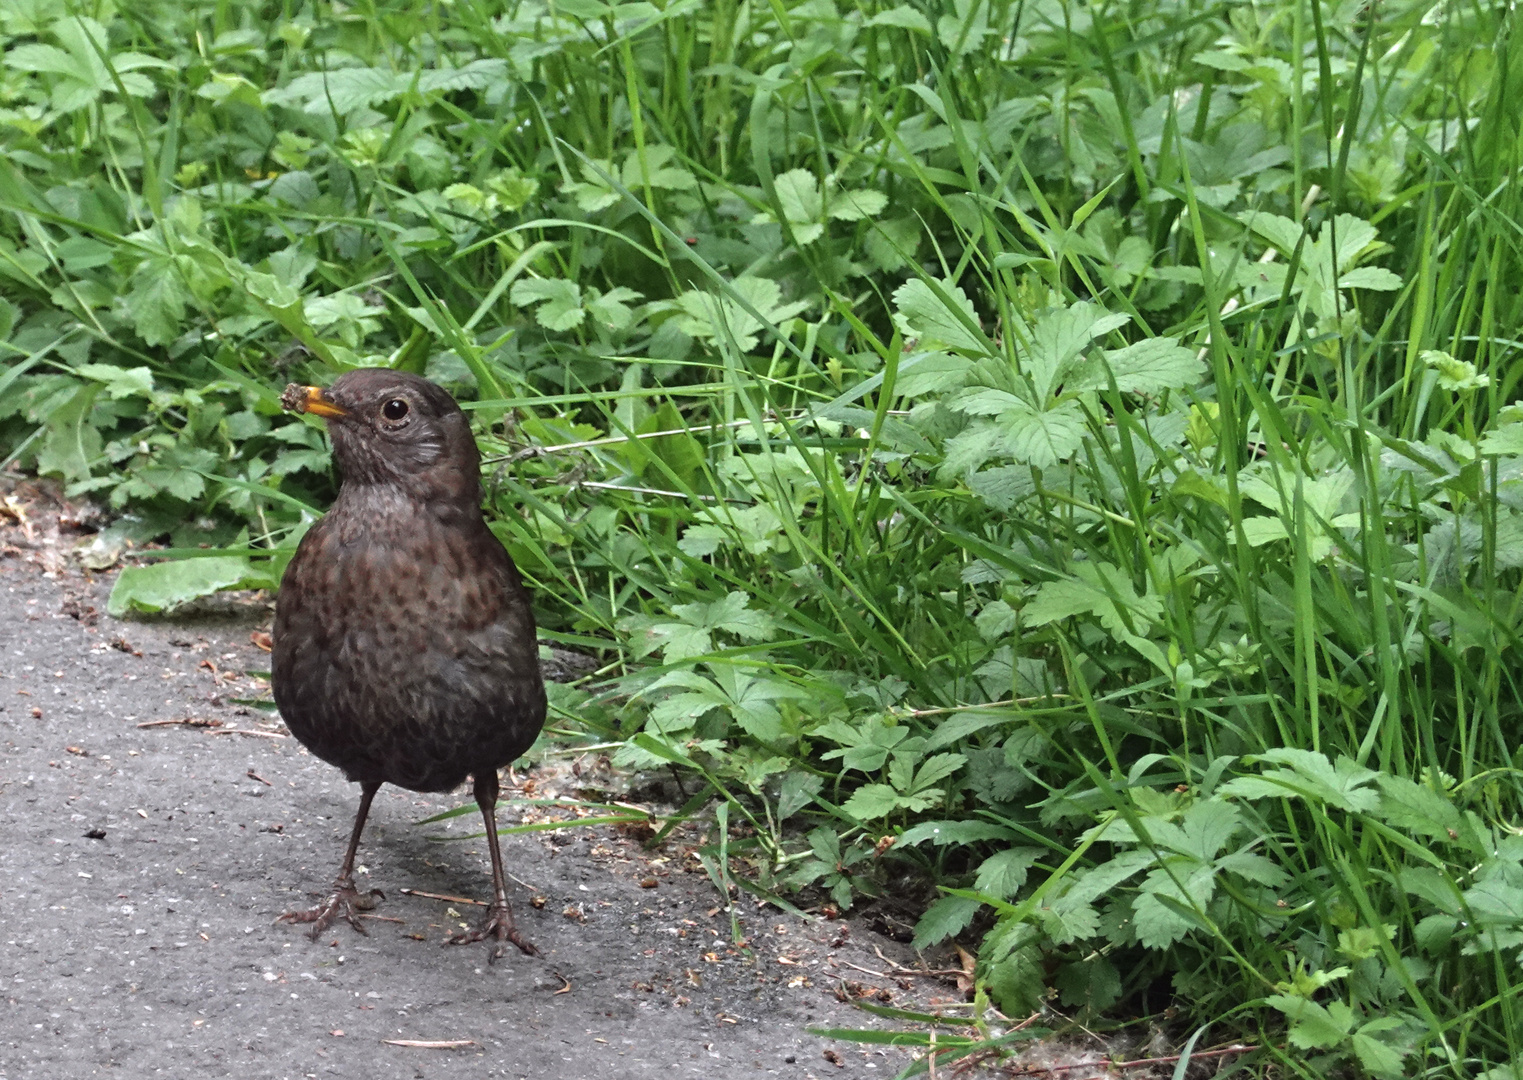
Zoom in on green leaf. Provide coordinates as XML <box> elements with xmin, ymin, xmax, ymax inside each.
<box><xmin>1350</xmin><ymin>1030</ymin><xmax>1408</xmax><ymax>1079</ymax></box>
<box><xmin>866</xmin><ymin>5</ymin><xmax>933</xmax><ymax>33</ymax></box>
<box><xmin>999</xmin><ymin>398</ymin><xmax>1085</xmax><ymax>467</ymax></box>
<box><xmin>975</xmin><ymin>848</ymin><xmax>1041</xmax><ymax>899</ymax></box>
<box><xmin>126</xmin><ymin>257</ymin><xmax>191</xmax><ymax>345</ymax></box>
<box><xmin>892</xmin><ymin>278</ymin><xmax>987</xmax><ymax>354</ymax></box>
<box><xmin>676</xmin><ymin>277</ymin><xmax>808</xmax><ymax>354</ymax></box>
<box><xmin>76</xmin><ymin>364</ymin><xmax>154</xmax><ymax>399</ymax></box>
<box><xmin>841</xmin><ymin>783</ymin><xmax>902</xmax><ymax>820</ymax></box>
<box><xmin>1264</xmin><ymin>994</ymin><xmax>1354</xmax><ymax>1050</ymax></box>
<box><xmin>1067</xmin><ymin>337</ymin><xmax>1203</xmax><ymax>395</ymax></box>
<box><xmin>777</xmin><ymin>771</ymin><xmax>823</xmax><ymax>820</ymax></box>
<box><xmin>911</xmin><ymin>753</ymin><xmax>968</xmax><ymax>792</ymax></box>
<box><xmin>108</xmin><ymin>557</ymin><xmax>272</xmax><ymax>618</ymax></box>
<box><xmin>912</xmin><ymin>894</ymin><xmax>981</xmax><ymax>949</ymax></box>
<box><xmin>895</xmin><ymin>351</ymin><xmax>971</xmax><ymax>397</ymax></box>
<box><xmin>828</xmin><ymin>189</ymin><xmax>887</xmax><ymax>222</ymax></box>
<box><xmin>510</xmin><ymin>277</ymin><xmax>585</xmax><ymax>331</ymax></box>
<box><xmin>1219</xmin><ymin>750</ymin><xmax>1380</xmax><ymax>813</ymax></box>
<box><xmin>1055</xmin><ymin>956</ymin><xmax>1122</xmax><ymax>1013</ymax></box>
<box><xmin>773</xmin><ymin>168</ymin><xmax>822</xmax><ymax>228</ymax></box>
<box><xmin>35</xmin><ymin>383</ymin><xmax>102</xmax><ymax>483</ymax></box>
<box><xmin>897</xmin><ymin>820</ymin><xmax>1016</xmax><ymax>847</ymax></box>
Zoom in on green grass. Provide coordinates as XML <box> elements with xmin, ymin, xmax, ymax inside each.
<box><xmin>2</xmin><ymin>0</ymin><xmax>1522</xmax><ymax>1074</ymax></box>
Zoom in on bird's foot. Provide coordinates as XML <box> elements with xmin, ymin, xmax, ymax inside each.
<box><xmin>446</xmin><ymin>900</ymin><xmax>536</xmax><ymax>961</ymax></box>
<box><xmin>277</xmin><ymin>878</ymin><xmax>384</xmax><ymax>940</ymax></box>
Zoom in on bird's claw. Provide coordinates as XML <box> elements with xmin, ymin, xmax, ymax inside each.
<box><xmin>446</xmin><ymin>900</ymin><xmax>536</xmax><ymax>961</ymax></box>
<box><xmin>277</xmin><ymin>878</ymin><xmax>384</xmax><ymax>940</ymax></box>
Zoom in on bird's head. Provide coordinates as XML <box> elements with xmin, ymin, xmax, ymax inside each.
<box><xmin>281</xmin><ymin>369</ymin><xmax>482</xmax><ymax>509</ymax></box>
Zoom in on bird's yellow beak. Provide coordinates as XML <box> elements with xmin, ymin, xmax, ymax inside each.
<box><xmin>281</xmin><ymin>383</ymin><xmax>348</xmax><ymax>419</ymax></box>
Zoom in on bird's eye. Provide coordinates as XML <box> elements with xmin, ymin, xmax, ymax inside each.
<box><xmin>381</xmin><ymin>399</ymin><xmax>409</xmax><ymax>422</ymax></box>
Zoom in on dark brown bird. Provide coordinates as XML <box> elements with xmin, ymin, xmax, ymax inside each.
<box><xmin>271</xmin><ymin>369</ymin><xmax>545</xmax><ymax>959</ymax></box>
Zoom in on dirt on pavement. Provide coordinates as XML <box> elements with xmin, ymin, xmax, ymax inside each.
<box><xmin>0</xmin><ymin>517</ymin><xmax>946</xmax><ymax>1079</ymax></box>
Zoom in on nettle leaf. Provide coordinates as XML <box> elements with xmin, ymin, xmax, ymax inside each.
<box><xmin>912</xmin><ymin>894</ymin><xmax>981</xmax><ymax>949</ymax></box>
<box><xmin>975</xmin><ymin>848</ymin><xmax>1041</xmax><ymax>899</ymax></box>
<box><xmin>892</xmin><ymin>278</ymin><xmax>987</xmax><ymax>354</ymax></box>
<box><xmin>510</xmin><ymin>277</ymin><xmax>585</xmax><ymax>331</ymax></box>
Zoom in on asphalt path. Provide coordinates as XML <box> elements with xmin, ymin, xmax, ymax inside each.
<box><xmin>0</xmin><ymin>540</ymin><xmax>923</xmax><ymax>1079</ymax></box>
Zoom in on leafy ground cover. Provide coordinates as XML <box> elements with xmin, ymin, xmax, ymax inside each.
<box><xmin>2</xmin><ymin>0</ymin><xmax>1522</xmax><ymax>1074</ymax></box>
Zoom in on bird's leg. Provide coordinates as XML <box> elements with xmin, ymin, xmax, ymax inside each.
<box><xmin>447</xmin><ymin>770</ymin><xmax>537</xmax><ymax>960</ymax></box>
<box><xmin>278</xmin><ymin>780</ymin><xmax>385</xmax><ymax>940</ymax></box>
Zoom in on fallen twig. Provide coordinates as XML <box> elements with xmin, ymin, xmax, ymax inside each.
<box><xmin>137</xmin><ymin>717</ymin><xmax>223</xmax><ymax>729</ymax></box>
<box><xmin>381</xmin><ymin>1039</ymin><xmax>476</xmax><ymax>1049</ymax></box>
<box><xmin>399</xmin><ymin>887</ymin><xmax>487</xmax><ymax>907</ymax></box>
<box><xmin>246</xmin><ymin>769</ymin><xmax>272</xmax><ymax>786</ymax></box>
<box><xmin>552</xmin><ymin>972</ymin><xmax>572</xmax><ymax>994</ymax></box>
<box><xmin>209</xmin><ymin>728</ymin><xmax>288</xmax><ymax>739</ymax></box>
<box><xmin>840</xmin><ymin>954</ymin><xmax>963</xmax><ymax>980</ymax></box>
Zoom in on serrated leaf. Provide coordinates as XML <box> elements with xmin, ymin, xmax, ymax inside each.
<box><xmin>895</xmin><ymin>351</ymin><xmax>971</xmax><ymax>397</ymax></box>
<box><xmin>76</xmin><ymin>364</ymin><xmax>154</xmax><ymax>399</ymax></box>
<box><xmin>842</xmin><ymin>783</ymin><xmax>903</xmax><ymax>820</ymax></box>
<box><xmin>1066</xmin><ymin>337</ymin><xmax>1203</xmax><ymax>395</ymax></box>
<box><xmin>510</xmin><ymin>277</ymin><xmax>584</xmax><ymax>330</ymax></box>
<box><xmin>1338</xmin><ymin>267</ymin><xmax>1401</xmax><ymax>290</ymax></box>
<box><xmin>35</xmin><ymin>383</ymin><xmax>101</xmax><ymax>482</ymax></box>
<box><xmin>999</xmin><ymin>398</ymin><xmax>1085</xmax><ymax>467</ymax></box>
<box><xmin>911</xmin><ymin>894</ymin><xmax>981</xmax><ymax>949</ymax></box>
<box><xmin>1027</xmin><ymin>302</ymin><xmax>1130</xmax><ymax>399</ymax></box>
<box><xmin>1219</xmin><ymin>749</ymin><xmax>1380</xmax><ymax>812</ymax></box>
<box><xmin>867</xmin><ymin>5</ymin><xmax>933</xmax><ymax>32</ymax></box>
<box><xmin>126</xmin><ymin>257</ymin><xmax>190</xmax><ymax>346</ymax></box>
<box><xmin>1055</xmin><ymin>956</ymin><xmax>1122</xmax><ymax>1012</ymax></box>
<box><xmin>1265</xmin><ymin>995</ymin><xmax>1353</xmax><ymax>1050</ymax></box>
<box><xmin>1350</xmin><ymin>1030</ymin><xmax>1408</xmax><ymax>1079</ymax></box>
<box><xmin>975</xmin><ymin>848</ymin><xmax>1040</xmax><ymax>899</ymax></box>
<box><xmin>676</xmin><ymin>277</ymin><xmax>807</xmax><ymax>354</ymax></box>
<box><xmin>892</xmin><ymin>278</ymin><xmax>987</xmax><ymax>354</ymax></box>
<box><xmin>777</xmin><ymin>771</ymin><xmax>823</xmax><ymax>820</ymax></box>
<box><xmin>772</xmin><ymin>168</ymin><xmax>822</xmax><ymax>227</ymax></box>
<box><xmin>911</xmin><ymin>752</ymin><xmax>967</xmax><ymax>792</ymax></box>
<box><xmin>828</xmin><ymin>189</ymin><xmax>887</xmax><ymax>221</ymax></box>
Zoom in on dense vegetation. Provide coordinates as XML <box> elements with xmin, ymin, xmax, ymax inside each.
<box><xmin>2</xmin><ymin>0</ymin><xmax>1522</xmax><ymax>1073</ymax></box>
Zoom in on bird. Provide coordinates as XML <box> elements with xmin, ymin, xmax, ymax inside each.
<box><xmin>270</xmin><ymin>368</ymin><xmax>546</xmax><ymax>959</ymax></box>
